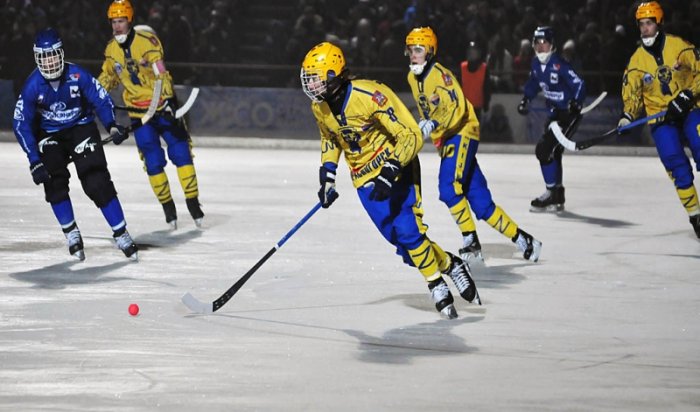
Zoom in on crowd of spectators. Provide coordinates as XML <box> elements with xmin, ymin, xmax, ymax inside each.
<box><xmin>1</xmin><ymin>0</ymin><xmax>699</xmax><ymax>94</ymax></box>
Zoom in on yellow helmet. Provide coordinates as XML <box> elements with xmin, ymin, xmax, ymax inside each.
<box><xmin>636</xmin><ymin>1</ymin><xmax>663</xmax><ymax>24</ymax></box>
<box><xmin>300</xmin><ymin>42</ymin><xmax>346</xmax><ymax>102</ymax></box>
<box><xmin>405</xmin><ymin>27</ymin><xmax>438</xmax><ymax>56</ymax></box>
<box><xmin>108</xmin><ymin>0</ymin><xmax>134</xmax><ymax>22</ymax></box>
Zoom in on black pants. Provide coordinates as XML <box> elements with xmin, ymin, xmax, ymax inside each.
<box><xmin>536</xmin><ymin>109</ymin><xmax>581</xmax><ymax>165</ymax></box>
<box><xmin>39</xmin><ymin>122</ymin><xmax>117</xmax><ymax>208</ymax></box>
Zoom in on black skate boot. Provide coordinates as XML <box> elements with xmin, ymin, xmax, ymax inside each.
<box><xmin>63</xmin><ymin>223</ymin><xmax>85</xmax><ymax>261</ymax></box>
<box><xmin>530</xmin><ymin>186</ymin><xmax>565</xmax><ymax>212</ymax></box>
<box><xmin>186</xmin><ymin>197</ymin><xmax>204</xmax><ymax>228</ymax></box>
<box><xmin>428</xmin><ymin>277</ymin><xmax>457</xmax><ymax>319</ymax></box>
<box><xmin>512</xmin><ymin>228</ymin><xmax>542</xmax><ymax>262</ymax></box>
<box><xmin>459</xmin><ymin>231</ymin><xmax>483</xmax><ymax>265</ymax></box>
<box><xmin>113</xmin><ymin>227</ymin><xmax>138</xmax><ymax>260</ymax></box>
<box><xmin>690</xmin><ymin>214</ymin><xmax>700</xmax><ymax>239</ymax></box>
<box><xmin>444</xmin><ymin>252</ymin><xmax>481</xmax><ymax>305</ymax></box>
<box><xmin>162</xmin><ymin>200</ymin><xmax>177</xmax><ymax>230</ymax></box>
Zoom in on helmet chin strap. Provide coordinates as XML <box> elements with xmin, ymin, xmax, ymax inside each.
<box><xmin>409</xmin><ymin>61</ymin><xmax>427</xmax><ymax>75</ymax></box>
<box><xmin>641</xmin><ymin>31</ymin><xmax>659</xmax><ymax>47</ymax></box>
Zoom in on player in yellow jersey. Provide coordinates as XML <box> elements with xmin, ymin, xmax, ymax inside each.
<box><xmin>98</xmin><ymin>0</ymin><xmax>204</xmax><ymax>230</ymax></box>
<box><xmin>405</xmin><ymin>27</ymin><xmax>542</xmax><ymax>264</ymax></box>
<box><xmin>301</xmin><ymin>42</ymin><xmax>481</xmax><ymax>318</ymax></box>
<box><xmin>620</xmin><ymin>2</ymin><xmax>700</xmax><ymax>238</ymax></box>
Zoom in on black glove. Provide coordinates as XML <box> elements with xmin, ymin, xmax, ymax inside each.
<box><xmin>109</xmin><ymin>123</ymin><xmax>129</xmax><ymax>145</ymax></box>
<box><xmin>665</xmin><ymin>89</ymin><xmax>694</xmax><ymax>124</ymax></box>
<box><xmin>29</xmin><ymin>161</ymin><xmax>50</xmax><ymax>185</ymax></box>
<box><xmin>369</xmin><ymin>159</ymin><xmax>401</xmax><ymax>201</ymax></box>
<box><xmin>318</xmin><ymin>165</ymin><xmax>339</xmax><ymax>208</ymax></box>
<box><xmin>517</xmin><ymin>97</ymin><xmax>529</xmax><ymax>115</ymax></box>
<box><xmin>161</xmin><ymin>97</ymin><xmax>179</xmax><ymax>121</ymax></box>
<box><xmin>568</xmin><ymin>100</ymin><xmax>582</xmax><ymax>116</ymax></box>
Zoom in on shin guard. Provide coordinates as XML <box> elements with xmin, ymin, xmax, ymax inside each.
<box><xmin>677</xmin><ymin>186</ymin><xmax>700</xmax><ymax>215</ymax></box>
<box><xmin>177</xmin><ymin>164</ymin><xmax>199</xmax><ymax>199</ymax></box>
<box><xmin>486</xmin><ymin>206</ymin><xmax>519</xmax><ymax>239</ymax></box>
<box><xmin>148</xmin><ymin>172</ymin><xmax>173</xmax><ymax>204</ymax></box>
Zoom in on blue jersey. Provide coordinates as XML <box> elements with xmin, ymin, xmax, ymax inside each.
<box><xmin>13</xmin><ymin>63</ymin><xmax>117</xmax><ymax>164</ymax></box>
<box><xmin>523</xmin><ymin>54</ymin><xmax>585</xmax><ymax>113</ymax></box>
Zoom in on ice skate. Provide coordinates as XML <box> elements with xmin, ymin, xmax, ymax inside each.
<box><xmin>513</xmin><ymin>228</ymin><xmax>542</xmax><ymax>262</ymax></box>
<box><xmin>186</xmin><ymin>197</ymin><xmax>204</xmax><ymax>228</ymax></box>
<box><xmin>445</xmin><ymin>252</ymin><xmax>481</xmax><ymax>305</ymax></box>
<box><xmin>113</xmin><ymin>228</ymin><xmax>138</xmax><ymax>260</ymax></box>
<box><xmin>428</xmin><ymin>277</ymin><xmax>457</xmax><ymax>319</ymax></box>
<box><xmin>64</xmin><ymin>226</ymin><xmax>85</xmax><ymax>261</ymax></box>
<box><xmin>459</xmin><ymin>231</ymin><xmax>483</xmax><ymax>266</ymax></box>
<box><xmin>690</xmin><ymin>214</ymin><xmax>700</xmax><ymax>239</ymax></box>
<box><xmin>162</xmin><ymin>200</ymin><xmax>177</xmax><ymax>230</ymax></box>
<box><xmin>530</xmin><ymin>186</ymin><xmax>565</xmax><ymax>212</ymax></box>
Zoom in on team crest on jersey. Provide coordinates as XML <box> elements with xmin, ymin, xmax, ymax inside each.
<box><xmin>114</xmin><ymin>63</ymin><xmax>123</xmax><ymax>75</ymax></box>
<box><xmin>429</xmin><ymin>93</ymin><xmax>440</xmax><ymax>106</ymax></box>
<box><xmin>442</xmin><ymin>73</ymin><xmax>453</xmax><ymax>86</ymax></box>
<box><xmin>50</xmin><ymin>101</ymin><xmax>67</xmax><ymax>112</ymax></box>
<box><xmin>642</xmin><ymin>73</ymin><xmax>653</xmax><ymax>84</ymax></box>
<box><xmin>550</xmin><ymin>72</ymin><xmax>559</xmax><ymax>84</ymax></box>
<box><xmin>69</xmin><ymin>73</ymin><xmax>80</xmax><ymax>81</ymax></box>
<box><xmin>148</xmin><ymin>36</ymin><xmax>159</xmax><ymax>46</ymax></box>
<box><xmin>70</xmin><ymin>85</ymin><xmax>80</xmax><ymax>98</ymax></box>
<box><xmin>372</xmin><ymin>91</ymin><xmax>388</xmax><ymax>107</ymax></box>
<box><xmin>657</xmin><ymin>66</ymin><xmax>672</xmax><ymax>83</ymax></box>
<box><xmin>553</xmin><ymin>64</ymin><xmax>560</xmax><ymax>71</ymax></box>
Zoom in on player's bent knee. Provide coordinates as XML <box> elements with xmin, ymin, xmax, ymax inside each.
<box><xmin>536</xmin><ymin>139</ymin><xmax>555</xmax><ymax>163</ymax></box>
<box><xmin>83</xmin><ymin>173</ymin><xmax>117</xmax><ymax>207</ymax></box>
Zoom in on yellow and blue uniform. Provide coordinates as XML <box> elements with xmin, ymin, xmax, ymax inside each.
<box><xmin>313</xmin><ymin>79</ymin><xmax>451</xmax><ymax>280</ymax></box>
<box><xmin>622</xmin><ymin>33</ymin><xmax>700</xmax><ymax>216</ymax></box>
<box><xmin>408</xmin><ymin>61</ymin><xmax>521</xmax><ymax>241</ymax></box>
<box><xmin>98</xmin><ymin>28</ymin><xmax>199</xmax><ymax>211</ymax></box>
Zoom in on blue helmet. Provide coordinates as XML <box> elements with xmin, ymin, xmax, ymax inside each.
<box><xmin>533</xmin><ymin>26</ymin><xmax>555</xmax><ymax>46</ymax></box>
<box><xmin>33</xmin><ymin>28</ymin><xmax>65</xmax><ymax>80</ymax></box>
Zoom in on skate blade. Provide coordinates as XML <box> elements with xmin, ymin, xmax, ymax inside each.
<box><xmin>440</xmin><ymin>304</ymin><xmax>458</xmax><ymax>319</ymax></box>
<box><xmin>194</xmin><ymin>217</ymin><xmax>203</xmax><ymax>228</ymax></box>
<box><xmin>72</xmin><ymin>250</ymin><xmax>86</xmax><ymax>261</ymax></box>
<box><xmin>529</xmin><ymin>204</ymin><xmax>564</xmax><ymax>213</ymax></box>
<box><xmin>167</xmin><ymin>220</ymin><xmax>178</xmax><ymax>230</ymax></box>
<box><xmin>461</xmin><ymin>253</ymin><xmax>485</xmax><ymax>268</ymax></box>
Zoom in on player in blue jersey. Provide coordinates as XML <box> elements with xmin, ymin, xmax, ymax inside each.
<box><xmin>302</xmin><ymin>42</ymin><xmax>480</xmax><ymax>319</ymax></box>
<box><xmin>12</xmin><ymin>28</ymin><xmax>137</xmax><ymax>261</ymax></box>
<box><xmin>517</xmin><ymin>26</ymin><xmax>586</xmax><ymax>212</ymax></box>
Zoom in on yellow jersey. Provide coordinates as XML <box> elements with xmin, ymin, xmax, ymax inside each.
<box><xmin>98</xmin><ymin>29</ymin><xmax>174</xmax><ymax>117</ymax></box>
<box><xmin>407</xmin><ymin>62</ymin><xmax>480</xmax><ymax>146</ymax></box>
<box><xmin>622</xmin><ymin>34</ymin><xmax>700</xmax><ymax>120</ymax></box>
<box><xmin>313</xmin><ymin>79</ymin><xmax>423</xmax><ymax>188</ymax></box>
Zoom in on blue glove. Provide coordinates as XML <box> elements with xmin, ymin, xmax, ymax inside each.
<box><xmin>517</xmin><ymin>97</ymin><xmax>529</xmax><ymax>115</ymax></box>
<box><xmin>109</xmin><ymin>124</ymin><xmax>129</xmax><ymax>145</ymax></box>
<box><xmin>29</xmin><ymin>161</ymin><xmax>50</xmax><ymax>185</ymax></box>
<box><xmin>665</xmin><ymin>89</ymin><xmax>694</xmax><ymax>124</ymax></box>
<box><xmin>318</xmin><ymin>165</ymin><xmax>339</xmax><ymax>208</ymax></box>
<box><xmin>418</xmin><ymin>119</ymin><xmax>438</xmax><ymax>140</ymax></box>
<box><xmin>369</xmin><ymin>159</ymin><xmax>401</xmax><ymax>201</ymax></box>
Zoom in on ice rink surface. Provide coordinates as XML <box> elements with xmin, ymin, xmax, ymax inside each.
<box><xmin>1</xmin><ymin>140</ymin><xmax>699</xmax><ymax>411</ymax></box>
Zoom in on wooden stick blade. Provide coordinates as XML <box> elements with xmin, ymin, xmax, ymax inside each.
<box><xmin>549</xmin><ymin>121</ymin><xmax>578</xmax><ymax>151</ymax></box>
